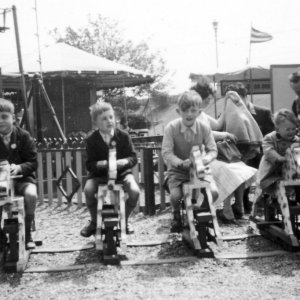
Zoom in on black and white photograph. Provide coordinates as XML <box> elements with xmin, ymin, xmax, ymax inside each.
<box><xmin>0</xmin><ymin>0</ymin><xmax>300</xmax><ymax>299</ymax></box>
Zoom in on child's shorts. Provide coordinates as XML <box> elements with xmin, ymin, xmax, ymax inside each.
<box><xmin>14</xmin><ymin>178</ymin><xmax>36</xmax><ymax>195</ymax></box>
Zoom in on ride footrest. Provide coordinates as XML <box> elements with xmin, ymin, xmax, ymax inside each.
<box><xmin>3</xmin><ymin>219</ymin><xmax>18</xmax><ymax>234</ymax></box>
<box><xmin>103</xmin><ymin>254</ymin><xmax>120</xmax><ymax>265</ymax></box>
<box><xmin>196</xmin><ymin>212</ymin><xmax>212</xmax><ymax>223</ymax></box>
<box><xmin>103</xmin><ymin>218</ymin><xmax>119</xmax><ymax>228</ymax></box>
<box><xmin>256</xmin><ymin>220</ymin><xmax>282</xmax><ymax>229</ymax></box>
<box><xmin>102</xmin><ymin>204</ymin><xmax>118</xmax><ymax>218</ymax></box>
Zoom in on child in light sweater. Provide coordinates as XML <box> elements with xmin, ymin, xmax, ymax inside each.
<box><xmin>162</xmin><ymin>90</ymin><xmax>218</xmax><ymax>232</ymax></box>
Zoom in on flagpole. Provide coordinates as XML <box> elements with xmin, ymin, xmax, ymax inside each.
<box><xmin>248</xmin><ymin>40</ymin><xmax>252</xmax><ymax>65</ymax></box>
<box><xmin>249</xmin><ymin>23</ymin><xmax>253</xmax><ymax>103</ymax></box>
<box><xmin>248</xmin><ymin>25</ymin><xmax>272</xmax><ymax>103</ymax></box>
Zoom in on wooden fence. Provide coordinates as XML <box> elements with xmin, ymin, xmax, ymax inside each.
<box><xmin>36</xmin><ymin>144</ymin><xmax>168</xmax><ymax>215</ymax></box>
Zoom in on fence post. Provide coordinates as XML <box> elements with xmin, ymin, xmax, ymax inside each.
<box><xmin>158</xmin><ymin>150</ymin><xmax>166</xmax><ymax>210</ymax></box>
<box><xmin>37</xmin><ymin>152</ymin><xmax>44</xmax><ymax>204</ymax></box>
<box><xmin>140</xmin><ymin>149</ymin><xmax>145</xmax><ymax>185</ymax></box>
<box><xmin>142</xmin><ymin>148</ymin><xmax>155</xmax><ymax>216</ymax></box>
<box><xmin>65</xmin><ymin>150</ymin><xmax>72</xmax><ymax>205</ymax></box>
<box><xmin>55</xmin><ymin>151</ymin><xmax>63</xmax><ymax>206</ymax></box>
<box><xmin>75</xmin><ymin>150</ymin><xmax>83</xmax><ymax>207</ymax></box>
<box><xmin>46</xmin><ymin>151</ymin><xmax>53</xmax><ymax>205</ymax></box>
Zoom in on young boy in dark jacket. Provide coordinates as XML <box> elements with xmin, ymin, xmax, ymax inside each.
<box><xmin>80</xmin><ymin>101</ymin><xmax>139</xmax><ymax>237</ymax></box>
<box><xmin>0</xmin><ymin>98</ymin><xmax>37</xmax><ymax>249</ymax></box>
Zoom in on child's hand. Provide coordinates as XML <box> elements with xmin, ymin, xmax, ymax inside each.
<box><xmin>225</xmin><ymin>132</ymin><xmax>237</xmax><ymax>143</ymax></box>
<box><xmin>202</xmin><ymin>156</ymin><xmax>210</xmax><ymax>166</ymax></box>
<box><xmin>117</xmin><ymin>159</ymin><xmax>128</xmax><ymax>169</ymax></box>
<box><xmin>10</xmin><ymin>164</ymin><xmax>21</xmax><ymax>176</ymax></box>
<box><xmin>96</xmin><ymin>160</ymin><xmax>108</xmax><ymax>169</ymax></box>
<box><xmin>180</xmin><ymin>159</ymin><xmax>191</xmax><ymax>170</ymax></box>
<box><xmin>225</xmin><ymin>91</ymin><xmax>241</xmax><ymax>105</ymax></box>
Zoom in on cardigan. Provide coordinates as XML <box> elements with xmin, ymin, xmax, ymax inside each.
<box><xmin>85</xmin><ymin>128</ymin><xmax>137</xmax><ymax>180</ymax></box>
<box><xmin>162</xmin><ymin>117</ymin><xmax>217</xmax><ymax>178</ymax></box>
<box><xmin>0</xmin><ymin>126</ymin><xmax>37</xmax><ymax>183</ymax></box>
<box><xmin>258</xmin><ymin>131</ymin><xmax>300</xmax><ymax>189</ymax></box>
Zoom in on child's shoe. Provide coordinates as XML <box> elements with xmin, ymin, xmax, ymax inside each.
<box><xmin>80</xmin><ymin>220</ymin><xmax>96</xmax><ymax>237</ymax></box>
<box><xmin>25</xmin><ymin>237</ymin><xmax>36</xmax><ymax>250</ymax></box>
<box><xmin>231</xmin><ymin>205</ymin><xmax>248</xmax><ymax>220</ymax></box>
<box><xmin>126</xmin><ymin>223</ymin><xmax>134</xmax><ymax>234</ymax></box>
<box><xmin>216</xmin><ymin>209</ymin><xmax>237</xmax><ymax>224</ymax></box>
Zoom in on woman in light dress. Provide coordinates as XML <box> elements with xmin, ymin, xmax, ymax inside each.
<box><xmin>190</xmin><ymin>76</ymin><xmax>260</xmax><ymax>222</ymax></box>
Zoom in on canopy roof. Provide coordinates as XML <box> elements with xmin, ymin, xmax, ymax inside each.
<box><xmin>201</xmin><ymin>64</ymin><xmax>270</xmax><ymax>82</ymax></box>
<box><xmin>1</xmin><ymin>42</ymin><xmax>154</xmax><ymax>88</ymax></box>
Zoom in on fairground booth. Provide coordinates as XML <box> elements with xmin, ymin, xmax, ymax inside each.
<box><xmin>0</xmin><ymin>42</ymin><xmax>154</xmax><ymax>141</ymax></box>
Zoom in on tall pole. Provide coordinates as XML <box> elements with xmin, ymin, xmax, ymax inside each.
<box><xmin>12</xmin><ymin>5</ymin><xmax>31</xmax><ymax>133</ymax></box>
<box><xmin>61</xmin><ymin>77</ymin><xmax>66</xmax><ymax>134</ymax></box>
<box><xmin>0</xmin><ymin>68</ymin><xmax>3</xmax><ymax>97</ymax></box>
<box><xmin>212</xmin><ymin>20</ymin><xmax>219</xmax><ymax>69</ymax></box>
<box><xmin>212</xmin><ymin>20</ymin><xmax>219</xmax><ymax>118</ymax></box>
<box><xmin>248</xmin><ymin>23</ymin><xmax>253</xmax><ymax>103</ymax></box>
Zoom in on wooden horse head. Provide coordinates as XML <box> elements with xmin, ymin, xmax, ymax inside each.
<box><xmin>189</xmin><ymin>146</ymin><xmax>209</xmax><ymax>183</ymax></box>
<box><xmin>107</xmin><ymin>142</ymin><xmax>117</xmax><ymax>190</ymax></box>
<box><xmin>282</xmin><ymin>142</ymin><xmax>300</xmax><ymax>181</ymax></box>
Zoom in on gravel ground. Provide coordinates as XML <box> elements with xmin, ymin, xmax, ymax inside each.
<box><xmin>1</xmin><ymin>198</ymin><xmax>300</xmax><ymax>300</ymax></box>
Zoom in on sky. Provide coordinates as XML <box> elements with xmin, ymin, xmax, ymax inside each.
<box><xmin>1</xmin><ymin>0</ymin><xmax>300</xmax><ymax>93</ymax></box>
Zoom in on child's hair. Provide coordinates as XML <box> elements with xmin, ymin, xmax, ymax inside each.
<box><xmin>89</xmin><ymin>101</ymin><xmax>113</xmax><ymax>122</ymax></box>
<box><xmin>225</xmin><ymin>82</ymin><xmax>248</xmax><ymax>98</ymax></box>
<box><xmin>177</xmin><ymin>90</ymin><xmax>202</xmax><ymax>111</ymax></box>
<box><xmin>0</xmin><ymin>98</ymin><xmax>14</xmax><ymax>114</ymax></box>
<box><xmin>274</xmin><ymin>109</ymin><xmax>298</xmax><ymax>127</ymax></box>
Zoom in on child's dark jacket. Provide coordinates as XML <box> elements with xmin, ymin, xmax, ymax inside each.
<box><xmin>0</xmin><ymin>126</ymin><xmax>37</xmax><ymax>183</ymax></box>
<box><xmin>85</xmin><ymin>128</ymin><xmax>137</xmax><ymax>181</ymax></box>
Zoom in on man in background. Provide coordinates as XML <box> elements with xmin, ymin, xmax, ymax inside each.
<box><xmin>289</xmin><ymin>69</ymin><xmax>300</xmax><ymax>120</ymax></box>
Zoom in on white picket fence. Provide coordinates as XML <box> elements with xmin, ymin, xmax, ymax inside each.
<box><xmin>36</xmin><ymin>147</ymin><xmax>168</xmax><ymax>214</ymax></box>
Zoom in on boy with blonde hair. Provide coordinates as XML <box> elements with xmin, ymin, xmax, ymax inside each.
<box><xmin>80</xmin><ymin>101</ymin><xmax>139</xmax><ymax>237</ymax></box>
<box><xmin>162</xmin><ymin>91</ymin><xmax>218</xmax><ymax>232</ymax></box>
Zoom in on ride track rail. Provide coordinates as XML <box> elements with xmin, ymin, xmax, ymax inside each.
<box><xmin>22</xmin><ymin>232</ymin><xmax>300</xmax><ymax>273</ymax></box>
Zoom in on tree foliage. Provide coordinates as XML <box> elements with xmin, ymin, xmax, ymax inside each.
<box><xmin>50</xmin><ymin>14</ymin><xmax>169</xmax><ymax>90</ymax></box>
<box><xmin>49</xmin><ymin>14</ymin><xmax>171</xmax><ymax>130</ymax></box>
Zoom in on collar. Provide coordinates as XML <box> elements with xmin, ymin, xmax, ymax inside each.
<box><xmin>0</xmin><ymin>129</ymin><xmax>13</xmax><ymax>139</ymax></box>
<box><xmin>275</xmin><ymin>132</ymin><xmax>298</xmax><ymax>142</ymax></box>
<box><xmin>99</xmin><ymin>129</ymin><xmax>114</xmax><ymax>138</ymax></box>
<box><xmin>180</xmin><ymin>120</ymin><xmax>197</xmax><ymax>134</ymax></box>
<box><xmin>247</xmin><ymin>102</ymin><xmax>256</xmax><ymax>115</ymax></box>
<box><xmin>99</xmin><ymin>129</ymin><xmax>114</xmax><ymax>136</ymax></box>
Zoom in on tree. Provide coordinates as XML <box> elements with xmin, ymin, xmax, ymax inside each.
<box><xmin>49</xmin><ymin>14</ymin><xmax>170</xmax><ymax>91</ymax></box>
<box><xmin>50</xmin><ymin>14</ymin><xmax>172</xmax><ymax>130</ymax></box>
